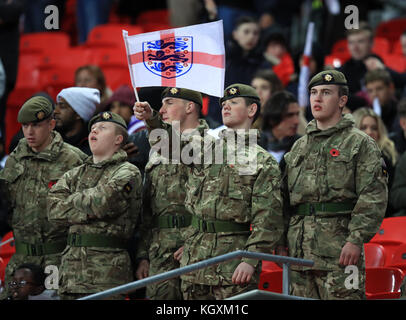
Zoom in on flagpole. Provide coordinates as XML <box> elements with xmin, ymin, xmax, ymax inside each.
<box><xmin>298</xmin><ymin>21</ymin><xmax>315</xmax><ymax>108</ymax></box>
<box><xmin>123</xmin><ymin>30</ymin><xmax>140</xmax><ymax>103</ymax></box>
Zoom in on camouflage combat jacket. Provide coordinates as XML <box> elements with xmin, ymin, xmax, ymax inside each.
<box><xmin>136</xmin><ymin>121</ymin><xmax>209</xmax><ymax>268</ymax></box>
<box><xmin>146</xmin><ymin>113</ymin><xmax>284</xmax><ymax>286</ymax></box>
<box><xmin>47</xmin><ymin>150</ymin><xmax>142</xmax><ymax>294</ymax></box>
<box><xmin>282</xmin><ymin>114</ymin><xmax>387</xmax><ymax>271</ymax></box>
<box><xmin>0</xmin><ymin>131</ymin><xmax>85</xmax><ymax>267</ymax></box>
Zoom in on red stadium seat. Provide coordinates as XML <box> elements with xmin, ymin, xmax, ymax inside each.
<box><xmin>86</xmin><ymin>24</ymin><xmax>143</xmax><ymax>49</ymax></box>
<box><xmin>258</xmin><ymin>261</ymin><xmax>283</xmax><ymax>293</ymax></box>
<box><xmin>381</xmin><ymin>53</ymin><xmax>406</xmax><ymax>73</ymax></box>
<box><xmin>392</xmin><ymin>40</ymin><xmax>403</xmax><ymax>55</ymax></box>
<box><xmin>100</xmin><ymin>65</ymin><xmax>131</xmax><ymax>91</ymax></box>
<box><xmin>370</xmin><ymin>217</ymin><xmax>406</xmax><ymax>246</ymax></box>
<box><xmin>39</xmin><ymin>46</ymin><xmax>93</xmax><ymax>72</ymax></box>
<box><xmin>5</xmin><ymin>53</ymin><xmax>43</xmax><ymax>152</ymax></box>
<box><xmin>0</xmin><ymin>257</ymin><xmax>5</xmax><ymax>283</ymax></box>
<box><xmin>90</xmin><ymin>47</ymin><xmax>128</xmax><ymax>68</ymax></box>
<box><xmin>331</xmin><ymin>39</ymin><xmax>350</xmax><ymax>57</ymax></box>
<box><xmin>365</xmin><ymin>267</ymin><xmax>404</xmax><ymax>299</ymax></box>
<box><xmin>0</xmin><ymin>232</ymin><xmax>15</xmax><ymax>267</ymax></box>
<box><xmin>40</xmin><ymin>67</ymin><xmax>76</xmax><ymax>100</ymax></box>
<box><xmin>372</xmin><ymin>37</ymin><xmax>390</xmax><ymax>57</ymax></box>
<box><xmin>364</xmin><ymin>243</ymin><xmax>386</xmax><ymax>268</ymax></box>
<box><xmin>20</xmin><ymin>32</ymin><xmax>70</xmax><ymax>54</ymax></box>
<box><xmin>386</xmin><ymin>244</ymin><xmax>406</xmax><ymax>273</ymax></box>
<box><xmin>376</xmin><ymin>18</ymin><xmax>406</xmax><ymax>43</ymax></box>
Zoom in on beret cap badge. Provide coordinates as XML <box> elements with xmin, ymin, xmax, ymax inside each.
<box><xmin>228</xmin><ymin>87</ymin><xmax>238</xmax><ymax>95</ymax></box>
<box><xmin>324</xmin><ymin>74</ymin><xmax>333</xmax><ymax>82</ymax></box>
<box><xmin>102</xmin><ymin>112</ymin><xmax>112</xmax><ymax>120</ymax></box>
<box><xmin>36</xmin><ymin>111</ymin><xmax>45</xmax><ymax>121</ymax></box>
<box><xmin>170</xmin><ymin>88</ymin><xmax>179</xmax><ymax>94</ymax></box>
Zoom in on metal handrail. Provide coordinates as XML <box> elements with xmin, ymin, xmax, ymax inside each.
<box><xmin>79</xmin><ymin>250</ymin><xmax>314</xmax><ymax>300</ymax></box>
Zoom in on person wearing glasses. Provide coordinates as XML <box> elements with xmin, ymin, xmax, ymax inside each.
<box><xmin>7</xmin><ymin>264</ymin><xmax>59</xmax><ymax>300</ymax></box>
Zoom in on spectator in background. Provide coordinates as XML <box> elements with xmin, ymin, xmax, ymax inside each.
<box><xmin>76</xmin><ymin>0</ymin><xmax>113</xmax><ymax>43</ymax></box>
<box><xmin>259</xmin><ymin>91</ymin><xmax>301</xmax><ymax>169</ymax></box>
<box><xmin>390</xmin><ymin>98</ymin><xmax>406</xmax><ymax>156</ymax></box>
<box><xmin>7</xmin><ymin>264</ymin><xmax>59</xmax><ymax>300</ymax></box>
<box><xmin>365</xmin><ymin>69</ymin><xmax>401</xmax><ymax>134</ymax></box>
<box><xmin>338</xmin><ymin>22</ymin><xmax>406</xmax><ymax>96</ymax></box>
<box><xmin>203</xmin><ymin>0</ymin><xmax>257</xmax><ymax>42</ymax></box>
<box><xmin>250</xmin><ymin>69</ymin><xmax>283</xmax><ymax>129</ymax></box>
<box><xmin>391</xmin><ymin>151</ymin><xmax>406</xmax><ymax>217</ymax></box>
<box><xmin>225</xmin><ymin>16</ymin><xmax>262</xmax><ymax>87</ymax></box>
<box><xmin>260</xmin><ymin>32</ymin><xmax>294</xmax><ymax>87</ymax></box>
<box><xmin>207</xmin><ymin>16</ymin><xmax>262</xmax><ymax>124</ymax></box>
<box><xmin>353</xmin><ymin>107</ymin><xmax>398</xmax><ymax>217</ymax></box>
<box><xmin>55</xmin><ymin>87</ymin><xmax>100</xmax><ymax>155</ymax></box>
<box><xmin>74</xmin><ymin>65</ymin><xmax>112</xmax><ymax>104</ymax></box>
<box><xmin>0</xmin><ymin>0</ymin><xmax>24</xmax><ymax>149</ymax></box>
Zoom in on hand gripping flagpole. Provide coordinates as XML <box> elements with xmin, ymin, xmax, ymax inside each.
<box><xmin>123</xmin><ymin>30</ymin><xmax>140</xmax><ymax>103</ymax></box>
<box><xmin>298</xmin><ymin>22</ymin><xmax>315</xmax><ymax>108</ymax></box>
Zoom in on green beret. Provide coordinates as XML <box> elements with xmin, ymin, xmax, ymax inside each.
<box><xmin>219</xmin><ymin>83</ymin><xmax>260</xmax><ymax>105</ymax></box>
<box><xmin>88</xmin><ymin>111</ymin><xmax>127</xmax><ymax>132</ymax></box>
<box><xmin>18</xmin><ymin>96</ymin><xmax>53</xmax><ymax>124</ymax></box>
<box><xmin>308</xmin><ymin>70</ymin><xmax>348</xmax><ymax>90</ymax></box>
<box><xmin>161</xmin><ymin>87</ymin><xmax>203</xmax><ymax>106</ymax></box>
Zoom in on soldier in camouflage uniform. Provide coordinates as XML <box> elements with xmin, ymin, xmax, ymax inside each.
<box><xmin>134</xmin><ymin>84</ymin><xmax>284</xmax><ymax>300</ymax></box>
<box><xmin>0</xmin><ymin>97</ymin><xmax>86</xmax><ymax>300</ymax></box>
<box><xmin>47</xmin><ymin>112</ymin><xmax>142</xmax><ymax>299</ymax></box>
<box><xmin>135</xmin><ymin>88</ymin><xmax>209</xmax><ymax>300</ymax></box>
<box><xmin>280</xmin><ymin>70</ymin><xmax>388</xmax><ymax>299</ymax></box>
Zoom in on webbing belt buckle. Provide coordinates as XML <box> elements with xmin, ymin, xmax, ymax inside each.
<box><xmin>30</xmin><ymin>244</ymin><xmax>42</xmax><ymax>256</ymax></box>
<box><xmin>70</xmin><ymin>234</ymin><xmax>78</xmax><ymax>246</ymax></box>
<box><xmin>309</xmin><ymin>204</ymin><xmax>315</xmax><ymax>215</ymax></box>
<box><xmin>201</xmin><ymin>220</ymin><xmax>207</xmax><ymax>232</ymax></box>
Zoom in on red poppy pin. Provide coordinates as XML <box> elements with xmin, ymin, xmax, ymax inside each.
<box><xmin>48</xmin><ymin>181</ymin><xmax>57</xmax><ymax>189</ymax></box>
<box><xmin>330</xmin><ymin>148</ymin><xmax>340</xmax><ymax>157</ymax></box>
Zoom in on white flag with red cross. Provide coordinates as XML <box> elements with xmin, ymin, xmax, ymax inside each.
<box><xmin>123</xmin><ymin>20</ymin><xmax>225</xmax><ymax>98</ymax></box>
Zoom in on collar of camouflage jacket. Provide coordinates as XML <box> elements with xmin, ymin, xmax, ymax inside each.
<box><xmin>86</xmin><ymin>148</ymin><xmax>128</xmax><ymax>167</ymax></box>
<box><xmin>15</xmin><ymin>131</ymin><xmax>65</xmax><ymax>161</ymax></box>
<box><xmin>306</xmin><ymin>113</ymin><xmax>355</xmax><ymax>137</ymax></box>
<box><xmin>218</xmin><ymin>127</ymin><xmax>260</xmax><ymax>144</ymax></box>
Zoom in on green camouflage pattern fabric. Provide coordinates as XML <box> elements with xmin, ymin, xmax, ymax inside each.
<box><xmin>136</xmin><ymin>121</ymin><xmax>208</xmax><ymax>299</ymax></box>
<box><xmin>145</xmin><ymin>112</ymin><xmax>284</xmax><ymax>288</ymax></box>
<box><xmin>180</xmin><ymin>130</ymin><xmax>283</xmax><ymax>286</ymax></box>
<box><xmin>181</xmin><ymin>280</ymin><xmax>257</xmax><ymax>300</ymax></box>
<box><xmin>290</xmin><ymin>269</ymin><xmax>365</xmax><ymax>300</ymax></box>
<box><xmin>47</xmin><ymin>149</ymin><xmax>142</xmax><ymax>296</ymax></box>
<box><xmin>282</xmin><ymin>114</ymin><xmax>387</xmax><ymax>272</ymax></box>
<box><xmin>0</xmin><ymin>131</ymin><xmax>86</xmax><ymax>298</ymax></box>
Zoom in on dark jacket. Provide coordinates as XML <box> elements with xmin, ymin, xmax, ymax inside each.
<box><xmin>390</xmin><ymin>151</ymin><xmax>406</xmax><ymax>217</ymax></box>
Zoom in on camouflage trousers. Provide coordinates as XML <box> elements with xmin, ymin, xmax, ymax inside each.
<box><xmin>59</xmin><ymin>292</ymin><xmax>126</xmax><ymax>300</ymax></box>
<box><xmin>290</xmin><ymin>269</ymin><xmax>365</xmax><ymax>300</ymax></box>
<box><xmin>147</xmin><ymin>250</ymin><xmax>182</xmax><ymax>300</ymax></box>
<box><xmin>181</xmin><ymin>280</ymin><xmax>257</xmax><ymax>300</ymax></box>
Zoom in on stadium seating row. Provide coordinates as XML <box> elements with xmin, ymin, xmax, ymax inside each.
<box><xmin>259</xmin><ymin>217</ymin><xmax>406</xmax><ymax>299</ymax></box>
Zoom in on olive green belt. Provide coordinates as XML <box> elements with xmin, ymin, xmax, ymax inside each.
<box><xmin>191</xmin><ymin>216</ymin><xmax>250</xmax><ymax>233</ymax></box>
<box><xmin>154</xmin><ymin>214</ymin><xmax>192</xmax><ymax>229</ymax></box>
<box><xmin>67</xmin><ymin>234</ymin><xmax>127</xmax><ymax>249</ymax></box>
<box><xmin>15</xmin><ymin>240</ymin><xmax>66</xmax><ymax>256</ymax></box>
<box><xmin>294</xmin><ymin>202</ymin><xmax>355</xmax><ymax>216</ymax></box>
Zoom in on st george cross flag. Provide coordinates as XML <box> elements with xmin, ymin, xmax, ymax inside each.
<box><xmin>122</xmin><ymin>20</ymin><xmax>225</xmax><ymax>97</ymax></box>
